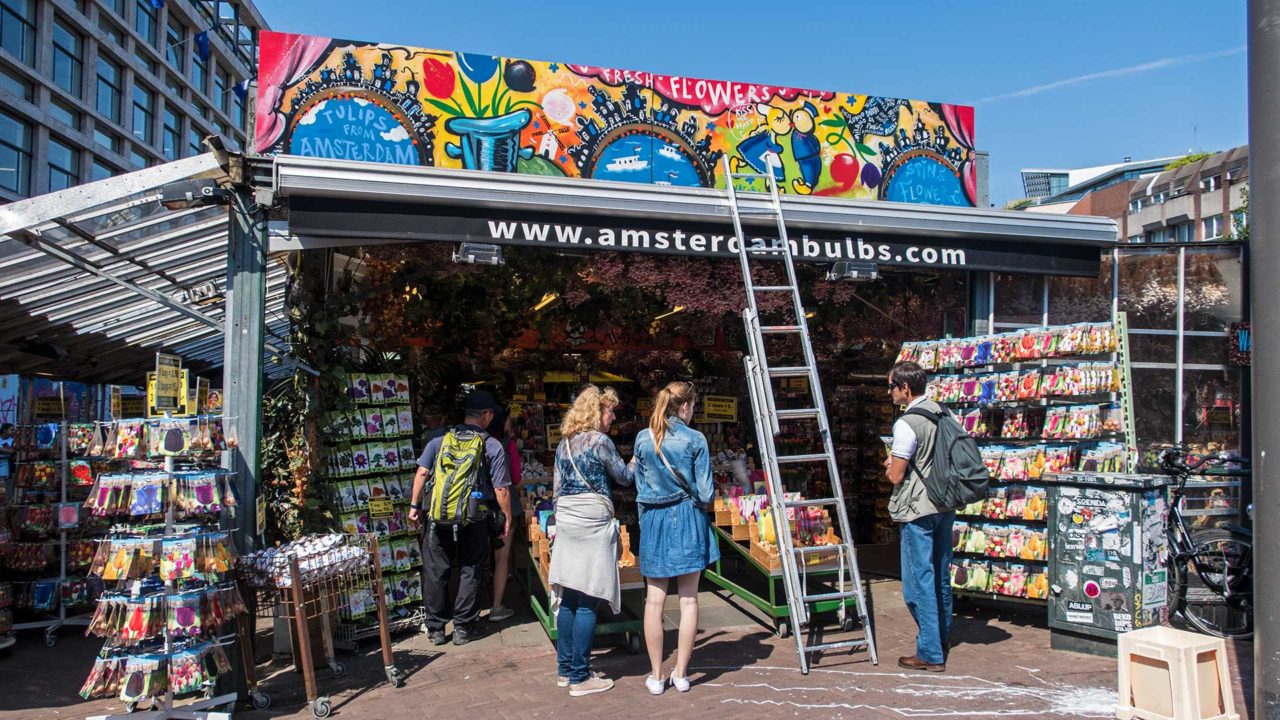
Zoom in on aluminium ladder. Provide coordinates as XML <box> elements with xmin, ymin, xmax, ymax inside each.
<box><xmin>722</xmin><ymin>157</ymin><xmax>878</xmax><ymax>674</ymax></box>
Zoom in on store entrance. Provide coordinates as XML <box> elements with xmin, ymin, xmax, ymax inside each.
<box><xmin>284</xmin><ymin>242</ymin><xmax>974</xmax><ymax>581</ymax></box>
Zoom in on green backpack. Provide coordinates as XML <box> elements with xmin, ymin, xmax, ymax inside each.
<box><xmin>427</xmin><ymin>428</ymin><xmax>489</xmax><ymax>526</ymax></box>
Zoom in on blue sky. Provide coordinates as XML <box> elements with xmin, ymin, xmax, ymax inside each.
<box><xmin>256</xmin><ymin>0</ymin><xmax>1247</xmax><ymax>206</ymax></box>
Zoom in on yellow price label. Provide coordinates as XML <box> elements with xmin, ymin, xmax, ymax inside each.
<box><xmin>368</xmin><ymin>498</ymin><xmax>395</xmax><ymax>518</ymax></box>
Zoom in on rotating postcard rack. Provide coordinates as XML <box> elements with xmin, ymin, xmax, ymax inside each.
<box><xmin>75</xmin><ymin>415</ymin><xmax>246</xmax><ymax>720</ymax></box>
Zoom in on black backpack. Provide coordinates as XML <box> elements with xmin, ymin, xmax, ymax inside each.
<box><xmin>904</xmin><ymin>406</ymin><xmax>990</xmax><ymax>511</ymax></box>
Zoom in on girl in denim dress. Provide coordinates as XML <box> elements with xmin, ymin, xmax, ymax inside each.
<box><xmin>632</xmin><ymin>381</ymin><xmax>719</xmax><ymax>695</ymax></box>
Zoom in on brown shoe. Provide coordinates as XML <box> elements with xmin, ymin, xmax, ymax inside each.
<box><xmin>898</xmin><ymin>655</ymin><xmax>946</xmax><ymax>672</ymax></box>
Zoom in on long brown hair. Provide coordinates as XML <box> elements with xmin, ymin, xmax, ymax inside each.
<box><xmin>648</xmin><ymin>381</ymin><xmax>697</xmax><ymax>449</ymax></box>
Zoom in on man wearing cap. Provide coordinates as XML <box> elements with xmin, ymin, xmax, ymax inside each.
<box><xmin>409</xmin><ymin>390</ymin><xmax>511</xmax><ymax>646</ymax></box>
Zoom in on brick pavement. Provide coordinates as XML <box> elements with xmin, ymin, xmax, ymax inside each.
<box><xmin>0</xmin><ymin>579</ymin><xmax>1255</xmax><ymax>719</ymax></box>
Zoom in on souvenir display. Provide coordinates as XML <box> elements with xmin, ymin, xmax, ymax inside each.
<box><xmin>902</xmin><ymin>318</ymin><xmax>1133</xmax><ymax>605</ymax></box>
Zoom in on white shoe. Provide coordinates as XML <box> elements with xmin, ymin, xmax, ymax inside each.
<box><xmin>669</xmin><ymin>669</ymin><xmax>691</xmax><ymax>692</ymax></box>
<box><xmin>645</xmin><ymin>673</ymin><xmax>666</xmax><ymax>695</ymax></box>
<box><xmin>558</xmin><ymin>670</ymin><xmax>604</xmax><ymax>688</ymax></box>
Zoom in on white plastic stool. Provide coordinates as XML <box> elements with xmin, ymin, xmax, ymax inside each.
<box><xmin>1116</xmin><ymin>626</ymin><xmax>1239</xmax><ymax>720</ymax></box>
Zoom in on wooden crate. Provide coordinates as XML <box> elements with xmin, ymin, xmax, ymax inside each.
<box><xmin>731</xmin><ymin>522</ymin><xmax>752</xmax><ymax>541</ymax></box>
<box><xmin>618</xmin><ymin>565</ymin><xmax>643</xmax><ymax>586</ymax></box>
<box><xmin>715</xmin><ymin>509</ymin><xmax>735</xmax><ymax>526</ymax></box>
<box><xmin>749</xmin><ymin>541</ymin><xmax>782</xmax><ymax>572</ymax></box>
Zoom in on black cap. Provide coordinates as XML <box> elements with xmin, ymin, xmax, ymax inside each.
<box><xmin>464</xmin><ymin>389</ymin><xmax>501</xmax><ymax>414</ymax></box>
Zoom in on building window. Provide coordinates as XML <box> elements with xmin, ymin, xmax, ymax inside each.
<box><xmin>166</xmin><ymin>18</ymin><xmax>185</xmax><ymax>70</ymax></box>
<box><xmin>48</xmin><ymin>99</ymin><xmax>80</xmax><ymax>129</ymax></box>
<box><xmin>1200</xmin><ymin>175</ymin><xmax>1220</xmax><ymax>192</ymax></box>
<box><xmin>132</xmin><ymin>84</ymin><xmax>154</xmax><ymax>143</ymax></box>
<box><xmin>94</xmin><ymin>127</ymin><xmax>120</xmax><ymax>153</ymax></box>
<box><xmin>1127</xmin><ymin>234</ymin><xmax>1143</xmax><ymax>244</ymax></box>
<box><xmin>128</xmin><ymin>146</ymin><xmax>147</xmax><ymax>169</ymax></box>
<box><xmin>0</xmin><ymin>0</ymin><xmax>35</xmax><ymax>66</ymax></box>
<box><xmin>1146</xmin><ymin>228</ymin><xmax>1170</xmax><ymax>244</ymax></box>
<box><xmin>1129</xmin><ymin>199</ymin><xmax>1143</xmax><ymax>213</ymax></box>
<box><xmin>1203</xmin><ymin>215</ymin><xmax>1225</xmax><ymax>240</ymax></box>
<box><xmin>0</xmin><ymin>109</ymin><xmax>31</xmax><ymax>195</ymax></box>
<box><xmin>134</xmin><ymin>0</ymin><xmax>157</xmax><ymax>46</ymax></box>
<box><xmin>134</xmin><ymin>43</ymin><xmax>157</xmax><ymax>74</ymax></box>
<box><xmin>1151</xmin><ymin>191</ymin><xmax>1167</xmax><ymax>204</ymax></box>
<box><xmin>96</xmin><ymin>56</ymin><xmax>122</xmax><ymax>123</ymax></box>
<box><xmin>51</xmin><ymin>17</ymin><xmax>84</xmax><ymax>97</ymax></box>
<box><xmin>1173</xmin><ymin>223</ymin><xmax>1194</xmax><ymax>244</ymax></box>
<box><xmin>161</xmin><ymin>106</ymin><xmax>179</xmax><ymax>159</ymax></box>
<box><xmin>192</xmin><ymin>47</ymin><xmax>207</xmax><ymax>93</ymax></box>
<box><xmin>214</xmin><ymin>69</ymin><xmax>229</xmax><ymax>113</ymax></box>
<box><xmin>187</xmin><ymin>125</ymin><xmax>202</xmax><ymax>156</ymax></box>
<box><xmin>0</xmin><ymin>63</ymin><xmax>31</xmax><ymax>99</ymax></box>
<box><xmin>91</xmin><ymin>159</ymin><xmax>115</xmax><ymax>181</ymax></box>
<box><xmin>1232</xmin><ymin>210</ymin><xmax>1247</xmax><ymax>235</ymax></box>
<box><xmin>105</xmin><ymin>0</ymin><xmax>125</xmax><ymax>17</ymax></box>
<box><xmin>98</xmin><ymin>14</ymin><xmax>124</xmax><ymax>46</ymax></box>
<box><xmin>47</xmin><ymin>137</ymin><xmax>80</xmax><ymax>191</ymax></box>
<box><xmin>232</xmin><ymin>88</ymin><xmax>244</xmax><ymax>130</ymax></box>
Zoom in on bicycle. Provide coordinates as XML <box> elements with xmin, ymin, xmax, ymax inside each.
<box><xmin>1158</xmin><ymin>446</ymin><xmax>1253</xmax><ymax>639</ymax></box>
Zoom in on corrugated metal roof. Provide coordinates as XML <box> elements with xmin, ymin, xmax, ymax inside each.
<box><xmin>0</xmin><ymin>156</ymin><xmax>292</xmax><ymax>385</ymax></box>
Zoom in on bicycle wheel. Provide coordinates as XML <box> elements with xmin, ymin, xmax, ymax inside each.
<box><xmin>1173</xmin><ymin>528</ymin><xmax>1253</xmax><ymax>639</ymax></box>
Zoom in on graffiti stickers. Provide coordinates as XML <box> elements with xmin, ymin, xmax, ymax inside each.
<box><xmin>256</xmin><ymin>32</ymin><xmax>976</xmax><ymax>206</ymax></box>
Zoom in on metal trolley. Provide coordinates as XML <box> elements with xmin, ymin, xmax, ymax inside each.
<box><xmin>236</xmin><ymin>534</ymin><xmax>404</xmax><ymax>718</ymax></box>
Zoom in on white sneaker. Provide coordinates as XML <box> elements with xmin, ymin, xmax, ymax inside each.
<box><xmin>558</xmin><ymin>670</ymin><xmax>604</xmax><ymax>688</ymax></box>
<box><xmin>489</xmin><ymin>606</ymin><xmax>515</xmax><ymax>622</ymax></box>
<box><xmin>669</xmin><ymin>669</ymin><xmax>691</xmax><ymax>692</ymax></box>
<box><xmin>645</xmin><ymin>673</ymin><xmax>666</xmax><ymax>695</ymax></box>
<box><xmin>569</xmin><ymin>675</ymin><xmax>614</xmax><ymax>697</ymax></box>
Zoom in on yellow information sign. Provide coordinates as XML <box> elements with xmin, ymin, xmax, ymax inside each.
<box><xmin>154</xmin><ymin>353</ymin><xmax>182</xmax><ymax>410</ymax></box>
<box><xmin>546</xmin><ymin>422</ymin><xmax>563</xmax><ymax>448</ymax></box>
<box><xmin>368</xmin><ymin>498</ymin><xmax>395</xmax><ymax>518</ymax></box>
<box><xmin>121</xmin><ymin>395</ymin><xmax>144</xmax><ymax>418</ymax></box>
<box><xmin>196</xmin><ymin>377</ymin><xmax>210</xmax><ymax>414</ymax></box>
<box><xmin>703</xmin><ymin>395</ymin><xmax>737</xmax><ymax>422</ymax></box>
<box><xmin>110</xmin><ymin>386</ymin><xmax>121</xmax><ymax>419</ymax></box>
<box><xmin>34</xmin><ymin>397</ymin><xmax>65</xmax><ymax>418</ymax></box>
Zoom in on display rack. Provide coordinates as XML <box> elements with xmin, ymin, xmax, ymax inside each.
<box><xmin>520</xmin><ymin>485</ymin><xmax>645</xmax><ymax>654</ymax></box>
<box><xmin>895</xmin><ymin>316</ymin><xmax>1134</xmax><ymax>606</ymax></box>
<box><xmin>238</xmin><ymin>533</ymin><xmax>404</xmax><ymax>718</ymax></box>
<box><xmin>78</xmin><ymin>417</ymin><xmax>246</xmax><ymax>720</ymax></box>
<box><xmin>830</xmin><ymin>380</ymin><xmax>897</xmax><ymax>545</ymax></box>
<box><xmin>6</xmin><ymin>422</ymin><xmax>99</xmax><ymax>645</ymax></box>
<box><xmin>319</xmin><ymin>372</ymin><xmax>425</xmax><ymax>639</ymax></box>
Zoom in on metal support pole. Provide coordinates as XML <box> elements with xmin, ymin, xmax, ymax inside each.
<box><xmin>223</xmin><ymin>191</ymin><xmax>266</xmax><ymax>557</ymax></box>
<box><xmin>1246</xmin><ymin>3</ymin><xmax>1279</xmax><ymax>717</ymax></box>
<box><xmin>221</xmin><ymin>189</ymin><xmax>266</xmax><ymax>703</ymax></box>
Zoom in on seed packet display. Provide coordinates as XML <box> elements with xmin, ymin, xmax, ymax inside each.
<box><xmin>336</xmin><ymin>481</ymin><xmax>359</xmax><ymax>511</ymax></box>
<box><xmin>1022</xmin><ymin>487</ymin><xmax>1048</xmax><ymax>521</ymax></box>
<box><xmin>158</xmin><ymin>420</ymin><xmax>191</xmax><ymax>457</ymax></box>
<box><xmin>952</xmin><ymin>521</ymin><xmax>971</xmax><ymax>553</ymax></box>
<box><xmin>366</xmin><ymin>476</ymin><xmax>389</xmax><ymax>501</ymax></box>
<box><xmin>129</xmin><ymin>475</ymin><xmax>166</xmax><ymax>516</ymax></box>
<box><xmin>379</xmin><ymin>542</ymin><xmax>395</xmax><ymax>573</ymax></box>
<box><xmin>1026</xmin><ymin>570</ymin><xmax>1050</xmax><ymax>599</ymax></box>
<box><xmin>982</xmin><ymin>486</ymin><xmax>1008</xmax><ymax>519</ymax></box>
<box><xmin>348</xmin><ymin>411</ymin><xmax>368</xmax><ymax>441</ymax></box>
<box><xmin>350</xmin><ymin>478</ymin><xmax>372</xmax><ymax>506</ymax></box>
<box><xmin>983</xmin><ymin>525</ymin><xmax>1010</xmax><ymax>557</ymax></box>
<box><xmin>334</xmin><ymin>448</ymin><xmax>355</xmax><ymax>478</ymax></box>
<box><xmin>339</xmin><ymin>512</ymin><xmax>361</xmax><ymax>535</ymax></box>
<box><xmin>115</xmin><ymin>422</ymin><xmax>145</xmax><ymax>458</ymax></box>
<box><xmin>363</xmin><ymin>409</ymin><xmax>384</xmax><ymax>438</ymax></box>
<box><xmin>168</xmin><ymin>648</ymin><xmax>205</xmax><ymax>695</ymax></box>
<box><xmin>368</xmin><ymin>375</ymin><xmax>387</xmax><ymax>403</ymax></box>
<box><xmin>166</xmin><ymin>592</ymin><xmax>205</xmax><ymax>638</ymax></box>
<box><xmin>381</xmin><ymin>411</ymin><xmax>400</xmax><ymax>439</ymax></box>
<box><xmin>392</xmin><ymin>375</ymin><xmax>411</xmax><ymax>403</ymax></box>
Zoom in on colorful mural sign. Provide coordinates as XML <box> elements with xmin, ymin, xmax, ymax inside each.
<box><xmin>256</xmin><ymin>32</ymin><xmax>977</xmax><ymax>206</ymax></box>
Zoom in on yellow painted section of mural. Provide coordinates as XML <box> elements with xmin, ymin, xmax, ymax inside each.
<box><xmin>257</xmin><ymin>31</ymin><xmax>977</xmax><ymax>206</ymax></box>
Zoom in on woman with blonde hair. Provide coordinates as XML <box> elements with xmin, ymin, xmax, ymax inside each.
<box><xmin>631</xmin><ymin>381</ymin><xmax>718</xmax><ymax>695</ymax></box>
<box><xmin>547</xmin><ymin>385</ymin><xmax>633</xmax><ymax>697</ymax></box>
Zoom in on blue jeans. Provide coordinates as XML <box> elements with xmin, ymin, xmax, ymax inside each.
<box><xmin>900</xmin><ymin>511</ymin><xmax>955</xmax><ymax>665</ymax></box>
<box><xmin>556</xmin><ymin>587</ymin><xmax>600</xmax><ymax>683</ymax></box>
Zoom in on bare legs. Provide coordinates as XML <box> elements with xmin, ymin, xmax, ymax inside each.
<box><xmin>643</xmin><ymin>571</ymin><xmax>702</xmax><ymax>681</ymax></box>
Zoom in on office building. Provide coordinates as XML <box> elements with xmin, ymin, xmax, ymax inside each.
<box><xmin>0</xmin><ymin>0</ymin><xmax>266</xmax><ymax>203</ymax></box>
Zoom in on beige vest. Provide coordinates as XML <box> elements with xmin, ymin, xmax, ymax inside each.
<box><xmin>889</xmin><ymin>398</ymin><xmax>946</xmax><ymax>523</ymax></box>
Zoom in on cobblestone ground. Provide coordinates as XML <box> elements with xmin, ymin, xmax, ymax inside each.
<box><xmin>0</xmin><ymin>579</ymin><xmax>1254</xmax><ymax>719</ymax></box>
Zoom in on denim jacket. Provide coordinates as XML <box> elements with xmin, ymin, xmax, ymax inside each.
<box><xmin>553</xmin><ymin>430</ymin><xmax>633</xmax><ymax>499</ymax></box>
<box><xmin>633</xmin><ymin>417</ymin><xmax>713</xmax><ymax>506</ymax></box>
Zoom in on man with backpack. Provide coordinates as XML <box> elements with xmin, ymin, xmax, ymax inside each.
<box><xmin>884</xmin><ymin>360</ymin><xmax>986</xmax><ymax>673</ymax></box>
<box><xmin>409</xmin><ymin>390</ymin><xmax>511</xmax><ymax>646</ymax></box>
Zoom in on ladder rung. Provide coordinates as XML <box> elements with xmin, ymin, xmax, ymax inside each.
<box><xmin>802</xmin><ymin>590</ymin><xmax>861</xmax><ymax>603</ymax></box>
<box><xmin>768</xmin><ymin>366</ymin><xmax>811</xmax><ymax>377</ymax></box>
<box><xmin>776</xmin><ymin>453</ymin><xmax>829</xmax><ymax>465</ymax></box>
<box><xmin>806</xmin><ymin>639</ymin><xmax>869</xmax><ymax>654</ymax></box>
<box><xmin>784</xmin><ymin>497</ymin><xmax>839</xmax><ymax>508</ymax></box>
<box><xmin>748</xmin><ymin>245</ymin><xmax>786</xmax><ymax>254</ymax></box>
<box><xmin>776</xmin><ymin>408</ymin><xmax>820</xmax><ymax>420</ymax></box>
<box><xmin>760</xmin><ymin>325</ymin><xmax>803</xmax><ymax>334</ymax></box>
<box><xmin>753</xmin><ymin>286</ymin><xmax>795</xmax><ymax>292</ymax></box>
<box><xmin>794</xmin><ymin>543</ymin><xmax>842</xmax><ymax>552</ymax></box>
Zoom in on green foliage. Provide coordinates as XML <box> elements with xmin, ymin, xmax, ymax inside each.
<box><xmin>1226</xmin><ymin>186</ymin><xmax>1249</xmax><ymax>242</ymax></box>
<box><xmin>1165</xmin><ymin>152</ymin><xmax>1215</xmax><ymax>171</ymax></box>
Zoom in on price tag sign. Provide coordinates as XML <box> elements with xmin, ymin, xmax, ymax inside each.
<box><xmin>546</xmin><ymin>423</ymin><xmax>563</xmax><ymax>447</ymax></box>
<box><xmin>368</xmin><ymin>498</ymin><xmax>395</xmax><ymax>518</ymax></box>
<box><xmin>110</xmin><ymin>386</ymin><xmax>122</xmax><ymax>419</ymax></box>
<box><xmin>154</xmin><ymin>353</ymin><xmax>182</xmax><ymax>410</ymax></box>
<box><xmin>703</xmin><ymin>396</ymin><xmax>737</xmax><ymax>422</ymax></box>
<box><xmin>255</xmin><ymin>494</ymin><xmax>266</xmax><ymax>537</ymax></box>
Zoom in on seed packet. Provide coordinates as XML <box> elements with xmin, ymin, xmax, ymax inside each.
<box><xmin>168</xmin><ymin>647</ymin><xmax>204</xmax><ymax>695</ymax></box>
<box><xmin>336</xmin><ymin>481</ymin><xmax>358</xmax><ymax>511</ymax></box>
<box><xmin>399</xmin><ymin>440</ymin><xmax>418</xmax><ymax>470</ymax></box>
<box><xmin>1022</xmin><ymin>487</ymin><xmax>1048</xmax><ymax>521</ymax></box>
<box><xmin>363</xmin><ymin>409</ymin><xmax>384</xmax><ymax>438</ymax></box>
<box><xmin>379</xmin><ymin>542</ymin><xmax>395</xmax><ymax>572</ymax></box>
<box><xmin>994</xmin><ymin>372</ymin><xmax>1019</xmax><ymax>403</ymax></box>
<box><xmin>160</xmin><ymin>538</ymin><xmax>196</xmax><ymax>581</ymax></box>
<box><xmin>351</xmin><ymin>445</ymin><xmax>371</xmax><ymax>475</ymax></box>
<box><xmin>988</xmin><ymin>562</ymin><xmax>1013</xmax><ymax>594</ymax></box>
<box><xmin>383</xmin><ymin>476</ymin><xmax>405</xmax><ymax>502</ymax></box>
<box><xmin>115</xmin><ymin>422</ymin><xmax>145</xmax><ymax>458</ymax></box>
<box><xmin>1006</xmin><ymin>526</ymin><xmax>1027</xmax><ymax>559</ymax></box>
<box><xmin>167</xmin><ymin>592</ymin><xmax>204</xmax><ymax>639</ymax></box>
<box><xmin>916</xmin><ymin>343</ymin><xmax>938</xmax><ymax>372</ymax></box>
<box><xmin>130</xmin><ymin>475</ymin><xmax>166</xmax><ymax>516</ymax></box>
<box><xmin>1026</xmin><ymin>570</ymin><xmax>1050</xmax><ymax>599</ymax></box>
<box><xmin>982</xmin><ymin>486</ymin><xmax>1007</xmax><ymax>519</ymax></box>
<box><xmin>983</xmin><ymin>525</ymin><xmax>1010</xmax><ymax>557</ymax></box>
<box><xmin>349</xmin><ymin>373</ymin><xmax>370</xmax><ymax>404</ymax></box>
<box><xmin>959</xmin><ymin>498</ymin><xmax>986</xmax><ymax>518</ymax></box>
<box><xmin>334</xmin><ymin>448</ymin><xmax>355</xmax><ymax>478</ymax></box>
<box><xmin>396</xmin><ymin>407</ymin><xmax>414</xmax><ymax>437</ymax></box>
<box><xmin>1015</xmin><ymin>330</ymin><xmax>1042</xmax><ymax>361</ymax></box>
<box><xmin>367</xmin><ymin>442</ymin><xmax>387</xmax><ymax>473</ymax></box>
<box><xmin>952</xmin><ymin>521</ymin><xmax>970</xmax><ymax>553</ymax></box>
<box><xmin>158</xmin><ymin>421</ymin><xmax>190</xmax><ymax>457</ymax></box>
<box><xmin>1005</xmin><ymin>486</ymin><xmax>1027</xmax><ymax>519</ymax></box>
<box><xmin>350</xmin><ymin>478</ymin><xmax>372</xmax><ymax>506</ymax></box>
<box><xmin>366</xmin><ymin>476</ymin><xmax>389</xmax><ymax>500</ymax></box>
<box><xmin>368</xmin><ymin>375</ymin><xmax>387</xmax><ymax>403</ymax></box>
<box><xmin>962</xmin><ymin>524</ymin><xmax>989</xmax><ymax>554</ymax></box>
<box><xmin>381</xmin><ymin>411</ymin><xmax>400</xmax><ymax>439</ymax></box>
<box><xmin>340</xmin><ymin>512</ymin><xmax>361</xmax><ymax>535</ymax></box>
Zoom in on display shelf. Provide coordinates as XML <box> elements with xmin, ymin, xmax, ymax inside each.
<box><xmin>953</xmin><ymin>589</ymin><xmax>1046</xmax><ymax>605</ymax></box>
<box><xmin>522</xmin><ymin>544</ymin><xmax>644</xmax><ymax>653</ymax></box>
<box><xmin>952</xmin><ymin>550</ymin><xmax>1047</xmax><ymax>565</ymax></box>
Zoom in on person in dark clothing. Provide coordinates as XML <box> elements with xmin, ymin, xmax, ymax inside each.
<box><xmin>409</xmin><ymin>390</ymin><xmax>511</xmax><ymax>646</ymax></box>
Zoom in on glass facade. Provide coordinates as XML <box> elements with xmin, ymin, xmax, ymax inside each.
<box><xmin>0</xmin><ymin>0</ymin><xmax>35</xmax><ymax>66</ymax></box>
<box><xmin>986</xmin><ymin>244</ymin><xmax>1247</xmax><ymax>457</ymax></box>
<box><xmin>96</xmin><ymin>56</ymin><xmax>122</xmax><ymax>123</ymax></box>
<box><xmin>134</xmin><ymin>0</ymin><xmax>157</xmax><ymax>46</ymax></box>
<box><xmin>47</xmin><ymin>137</ymin><xmax>79</xmax><ymax>191</ymax></box>
<box><xmin>132</xmin><ymin>84</ymin><xmax>154</xmax><ymax>143</ymax></box>
<box><xmin>0</xmin><ymin>108</ymin><xmax>31</xmax><ymax>195</ymax></box>
<box><xmin>51</xmin><ymin>16</ymin><xmax>83</xmax><ymax>97</ymax></box>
